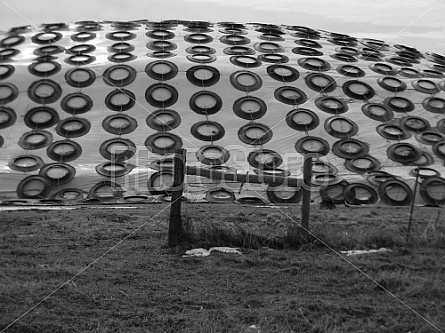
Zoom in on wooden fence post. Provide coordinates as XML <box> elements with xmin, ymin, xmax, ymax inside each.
<box><xmin>406</xmin><ymin>167</ymin><xmax>420</xmax><ymax>243</ymax></box>
<box><xmin>300</xmin><ymin>155</ymin><xmax>312</xmax><ymax>244</ymax></box>
<box><xmin>168</xmin><ymin>149</ymin><xmax>186</xmax><ymax>247</ymax></box>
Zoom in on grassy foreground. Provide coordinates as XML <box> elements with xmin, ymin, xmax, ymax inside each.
<box><xmin>0</xmin><ymin>203</ymin><xmax>444</xmax><ymax>333</ymax></box>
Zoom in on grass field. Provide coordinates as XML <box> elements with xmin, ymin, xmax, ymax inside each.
<box><xmin>0</xmin><ymin>203</ymin><xmax>444</xmax><ymax>333</ymax></box>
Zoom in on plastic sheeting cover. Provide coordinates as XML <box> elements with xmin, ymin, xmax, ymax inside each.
<box><xmin>0</xmin><ymin>20</ymin><xmax>445</xmax><ymax>205</ymax></box>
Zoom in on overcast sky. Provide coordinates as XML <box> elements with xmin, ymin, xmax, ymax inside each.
<box><xmin>1</xmin><ymin>0</ymin><xmax>444</xmax><ymax>55</ymax></box>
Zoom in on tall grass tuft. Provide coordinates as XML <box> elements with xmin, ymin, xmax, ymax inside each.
<box><xmin>182</xmin><ymin>221</ymin><xmax>286</xmax><ymax>249</ymax></box>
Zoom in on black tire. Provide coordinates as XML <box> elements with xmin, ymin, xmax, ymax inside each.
<box><xmin>378</xmin><ymin>179</ymin><xmax>413</xmax><ymax>206</ymax></box>
<box><xmin>39</xmin><ymin>162</ymin><xmax>76</xmax><ymax>185</ymax></box>
<box><xmin>88</xmin><ymin>181</ymin><xmax>124</xmax><ymax>200</ymax></box>
<box><xmin>266</xmin><ymin>185</ymin><xmax>302</xmax><ymax>204</ymax></box>
<box><xmin>47</xmin><ymin>140</ymin><xmax>82</xmax><ymax>162</ymax></box>
<box><xmin>419</xmin><ymin>176</ymin><xmax>445</xmax><ymax>206</ymax></box>
<box><xmin>344</xmin><ymin>183</ymin><xmax>378</xmax><ymax>205</ymax></box>
<box><xmin>145</xmin><ymin>133</ymin><xmax>183</xmax><ymax>155</ymax></box>
<box><xmin>17</xmin><ymin>176</ymin><xmax>51</xmax><ymax>199</ymax></box>
<box><xmin>99</xmin><ymin>138</ymin><xmax>136</xmax><ymax>161</ymax></box>
<box><xmin>0</xmin><ymin>106</ymin><xmax>17</xmax><ymax>129</ymax></box>
<box><xmin>103</xmin><ymin>64</ymin><xmax>137</xmax><ymax>86</ymax></box>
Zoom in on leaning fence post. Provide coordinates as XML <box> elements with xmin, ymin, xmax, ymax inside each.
<box><xmin>168</xmin><ymin>148</ymin><xmax>186</xmax><ymax>247</ymax></box>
